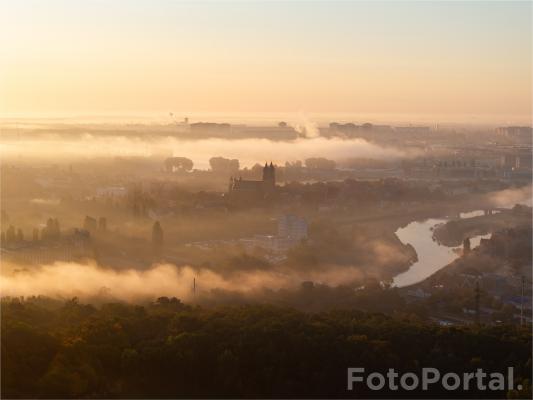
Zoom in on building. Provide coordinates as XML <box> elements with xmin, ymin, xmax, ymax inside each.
<box><xmin>96</xmin><ymin>186</ymin><xmax>127</xmax><ymax>198</ymax></box>
<box><xmin>500</xmin><ymin>150</ymin><xmax>532</xmax><ymax>181</ymax></box>
<box><xmin>240</xmin><ymin>214</ymin><xmax>308</xmax><ymax>254</ymax></box>
<box><xmin>1</xmin><ymin>228</ymin><xmax>93</xmax><ymax>265</ymax></box>
<box><xmin>243</xmin><ymin>234</ymin><xmax>291</xmax><ymax>253</ymax></box>
<box><xmin>228</xmin><ymin>162</ymin><xmax>276</xmax><ymax>203</ymax></box>
<box><xmin>496</xmin><ymin>126</ymin><xmax>532</xmax><ymax>140</ymax></box>
<box><xmin>190</xmin><ymin>122</ymin><xmax>231</xmax><ymax>137</ymax></box>
<box><xmin>501</xmin><ymin>154</ymin><xmax>519</xmax><ymax>169</ymax></box>
<box><xmin>395</xmin><ymin>126</ymin><xmax>430</xmax><ymax>134</ymax></box>
<box><xmin>230</xmin><ymin>125</ymin><xmax>298</xmax><ymax>140</ymax></box>
<box><xmin>278</xmin><ymin>214</ymin><xmax>308</xmax><ymax>241</ymax></box>
<box><xmin>496</xmin><ymin>126</ymin><xmax>532</xmax><ymax>145</ymax></box>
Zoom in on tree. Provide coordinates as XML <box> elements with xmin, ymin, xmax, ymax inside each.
<box><xmin>133</xmin><ymin>203</ymin><xmax>140</xmax><ymax>218</ymax></box>
<box><xmin>53</xmin><ymin>218</ymin><xmax>60</xmax><ymax>237</ymax></box>
<box><xmin>2</xmin><ymin>299</ymin><xmax>531</xmax><ymax>399</ymax></box>
<box><xmin>152</xmin><ymin>221</ymin><xmax>164</xmax><ymax>252</ymax></box>
<box><xmin>164</xmin><ymin>157</ymin><xmax>194</xmax><ymax>173</ymax></box>
<box><xmin>463</xmin><ymin>237</ymin><xmax>471</xmax><ymax>254</ymax></box>
<box><xmin>285</xmin><ymin>160</ymin><xmax>303</xmax><ymax>169</ymax></box>
<box><xmin>6</xmin><ymin>225</ymin><xmax>15</xmax><ymax>243</ymax></box>
<box><xmin>209</xmin><ymin>157</ymin><xmax>239</xmax><ymax>174</ymax></box>
<box><xmin>44</xmin><ymin>218</ymin><xmax>60</xmax><ymax>239</ymax></box>
<box><xmin>250</xmin><ymin>163</ymin><xmax>263</xmax><ymax>176</ymax></box>
<box><xmin>83</xmin><ymin>216</ymin><xmax>97</xmax><ymax>231</ymax></box>
<box><xmin>46</xmin><ymin>218</ymin><xmax>54</xmax><ymax>234</ymax></box>
<box><xmin>98</xmin><ymin>217</ymin><xmax>107</xmax><ymax>231</ymax></box>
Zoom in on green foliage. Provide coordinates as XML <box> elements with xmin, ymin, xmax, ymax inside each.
<box><xmin>1</xmin><ymin>298</ymin><xmax>531</xmax><ymax>398</ymax></box>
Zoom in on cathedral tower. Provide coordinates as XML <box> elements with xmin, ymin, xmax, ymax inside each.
<box><xmin>262</xmin><ymin>162</ymin><xmax>275</xmax><ymax>189</ymax></box>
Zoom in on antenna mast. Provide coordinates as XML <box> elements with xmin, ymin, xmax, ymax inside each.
<box><xmin>475</xmin><ymin>281</ymin><xmax>480</xmax><ymax>325</ymax></box>
<box><xmin>520</xmin><ymin>276</ymin><xmax>525</xmax><ymax>326</ymax></box>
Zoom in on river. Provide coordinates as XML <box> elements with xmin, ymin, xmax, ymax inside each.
<box><xmin>391</xmin><ymin>218</ymin><xmax>490</xmax><ymax>287</ymax></box>
<box><xmin>392</xmin><ymin>196</ymin><xmax>531</xmax><ymax>287</ymax></box>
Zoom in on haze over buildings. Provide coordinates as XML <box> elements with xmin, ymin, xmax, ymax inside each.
<box><xmin>1</xmin><ymin>2</ymin><xmax>532</xmax><ymax>397</ymax></box>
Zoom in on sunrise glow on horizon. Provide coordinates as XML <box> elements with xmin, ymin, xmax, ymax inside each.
<box><xmin>1</xmin><ymin>1</ymin><xmax>531</xmax><ymax>122</ymax></box>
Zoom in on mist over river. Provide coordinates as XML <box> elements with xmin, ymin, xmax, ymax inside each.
<box><xmin>392</xmin><ymin>194</ymin><xmax>532</xmax><ymax>287</ymax></box>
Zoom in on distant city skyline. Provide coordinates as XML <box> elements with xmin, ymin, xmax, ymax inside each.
<box><xmin>1</xmin><ymin>1</ymin><xmax>531</xmax><ymax>122</ymax></box>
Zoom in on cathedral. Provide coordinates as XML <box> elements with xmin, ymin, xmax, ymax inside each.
<box><xmin>228</xmin><ymin>162</ymin><xmax>276</xmax><ymax>201</ymax></box>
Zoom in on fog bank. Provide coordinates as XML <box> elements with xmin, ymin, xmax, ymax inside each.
<box><xmin>0</xmin><ymin>135</ymin><xmax>415</xmax><ymax>168</ymax></box>
<box><xmin>0</xmin><ymin>261</ymin><xmax>369</xmax><ymax>302</ymax></box>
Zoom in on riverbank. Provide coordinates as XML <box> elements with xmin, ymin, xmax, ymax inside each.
<box><xmin>397</xmin><ymin>224</ymin><xmax>532</xmax><ymax>324</ymax></box>
<box><xmin>433</xmin><ymin>205</ymin><xmax>532</xmax><ymax>247</ymax></box>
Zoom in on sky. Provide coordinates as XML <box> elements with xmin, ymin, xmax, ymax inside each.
<box><xmin>1</xmin><ymin>0</ymin><xmax>531</xmax><ymax>122</ymax></box>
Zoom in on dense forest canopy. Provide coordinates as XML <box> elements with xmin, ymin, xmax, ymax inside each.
<box><xmin>1</xmin><ymin>297</ymin><xmax>531</xmax><ymax>399</ymax></box>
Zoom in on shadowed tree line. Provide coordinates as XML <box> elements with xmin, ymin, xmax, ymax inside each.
<box><xmin>1</xmin><ymin>297</ymin><xmax>531</xmax><ymax>399</ymax></box>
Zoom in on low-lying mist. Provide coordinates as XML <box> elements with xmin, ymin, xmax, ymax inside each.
<box><xmin>0</xmin><ymin>134</ymin><xmax>415</xmax><ymax>168</ymax></box>
<box><xmin>0</xmin><ymin>261</ymin><xmax>369</xmax><ymax>303</ymax></box>
<box><xmin>487</xmin><ymin>185</ymin><xmax>533</xmax><ymax>208</ymax></box>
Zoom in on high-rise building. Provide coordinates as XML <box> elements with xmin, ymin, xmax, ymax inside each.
<box><xmin>278</xmin><ymin>214</ymin><xmax>308</xmax><ymax>242</ymax></box>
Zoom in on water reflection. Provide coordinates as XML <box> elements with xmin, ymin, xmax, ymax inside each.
<box><xmin>459</xmin><ymin>210</ymin><xmax>485</xmax><ymax>219</ymax></box>
<box><xmin>392</xmin><ymin>217</ymin><xmax>490</xmax><ymax>287</ymax></box>
<box><xmin>392</xmin><ymin>194</ymin><xmax>532</xmax><ymax>287</ymax></box>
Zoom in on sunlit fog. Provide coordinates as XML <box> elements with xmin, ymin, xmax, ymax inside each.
<box><xmin>1</xmin><ymin>1</ymin><xmax>532</xmax><ymax>398</ymax></box>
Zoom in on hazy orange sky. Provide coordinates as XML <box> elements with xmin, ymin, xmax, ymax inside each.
<box><xmin>1</xmin><ymin>1</ymin><xmax>531</xmax><ymax>122</ymax></box>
